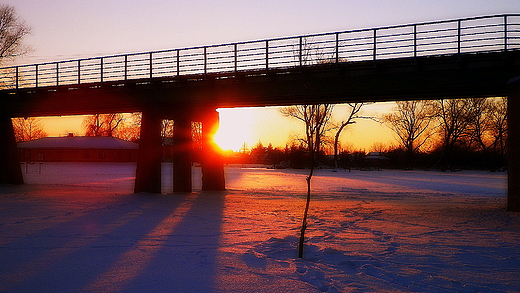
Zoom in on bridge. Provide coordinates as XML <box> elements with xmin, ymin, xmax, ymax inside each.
<box><xmin>1</xmin><ymin>14</ymin><xmax>520</xmax><ymax>210</ymax></box>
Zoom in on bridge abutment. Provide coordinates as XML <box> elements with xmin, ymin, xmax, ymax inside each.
<box><xmin>201</xmin><ymin>109</ymin><xmax>225</xmax><ymax>191</ymax></box>
<box><xmin>0</xmin><ymin>116</ymin><xmax>24</xmax><ymax>185</ymax></box>
<box><xmin>134</xmin><ymin>110</ymin><xmax>163</xmax><ymax>193</ymax></box>
<box><xmin>172</xmin><ymin>114</ymin><xmax>193</xmax><ymax>192</ymax></box>
<box><xmin>508</xmin><ymin>77</ymin><xmax>520</xmax><ymax>212</ymax></box>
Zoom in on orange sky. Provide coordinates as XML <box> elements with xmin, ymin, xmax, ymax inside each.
<box><xmin>216</xmin><ymin>103</ymin><xmax>396</xmax><ymax>151</ymax></box>
<box><xmin>40</xmin><ymin>102</ymin><xmax>396</xmax><ymax>152</ymax></box>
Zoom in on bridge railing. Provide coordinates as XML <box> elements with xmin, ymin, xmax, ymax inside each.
<box><xmin>1</xmin><ymin>14</ymin><xmax>519</xmax><ymax>90</ymax></box>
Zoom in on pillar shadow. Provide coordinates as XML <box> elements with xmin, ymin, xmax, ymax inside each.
<box><xmin>0</xmin><ymin>191</ymin><xmax>225</xmax><ymax>293</ymax></box>
<box><xmin>126</xmin><ymin>192</ymin><xmax>225</xmax><ymax>292</ymax></box>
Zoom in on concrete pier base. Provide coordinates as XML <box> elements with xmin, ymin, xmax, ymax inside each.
<box><xmin>508</xmin><ymin>77</ymin><xmax>520</xmax><ymax>212</ymax></box>
<box><xmin>173</xmin><ymin>114</ymin><xmax>193</xmax><ymax>192</ymax></box>
<box><xmin>134</xmin><ymin>111</ymin><xmax>162</xmax><ymax>193</ymax></box>
<box><xmin>201</xmin><ymin>110</ymin><xmax>225</xmax><ymax>191</ymax></box>
<box><xmin>0</xmin><ymin>116</ymin><xmax>23</xmax><ymax>185</ymax></box>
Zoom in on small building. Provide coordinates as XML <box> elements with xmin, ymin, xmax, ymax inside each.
<box><xmin>18</xmin><ymin>135</ymin><xmax>139</xmax><ymax>162</ymax></box>
<box><xmin>363</xmin><ymin>152</ymin><xmax>390</xmax><ymax>170</ymax></box>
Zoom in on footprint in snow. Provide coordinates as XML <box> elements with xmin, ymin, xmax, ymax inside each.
<box><xmin>240</xmin><ymin>252</ymin><xmax>267</xmax><ymax>270</ymax></box>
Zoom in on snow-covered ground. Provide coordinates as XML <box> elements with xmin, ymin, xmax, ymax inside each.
<box><xmin>1</xmin><ymin>163</ymin><xmax>518</xmax><ymax>292</ymax></box>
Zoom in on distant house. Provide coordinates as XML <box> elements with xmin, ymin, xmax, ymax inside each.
<box><xmin>18</xmin><ymin>135</ymin><xmax>139</xmax><ymax>162</ymax></box>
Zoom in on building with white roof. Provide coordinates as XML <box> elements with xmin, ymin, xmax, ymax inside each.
<box><xmin>18</xmin><ymin>135</ymin><xmax>139</xmax><ymax>162</ymax></box>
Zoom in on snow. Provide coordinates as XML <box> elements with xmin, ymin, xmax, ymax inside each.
<box><xmin>1</xmin><ymin>163</ymin><xmax>519</xmax><ymax>292</ymax></box>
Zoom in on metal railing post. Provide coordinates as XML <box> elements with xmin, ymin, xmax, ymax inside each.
<box><xmin>148</xmin><ymin>52</ymin><xmax>153</xmax><ymax>81</ymax></box>
<box><xmin>176</xmin><ymin>49</ymin><xmax>180</xmax><ymax>77</ymax></box>
<box><xmin>56</xmin><ymin>63</ymin><xmax>59</xmax><ymax>86</ymax></box>
<box><xmin>413</xmin><ymin>24</ymin><xmax>417</xmax><ymax>59</ymax></box>
<box><xmin>265</xmin><ymin>40</ymin><xmax>269</xmax><ymax>72</ymax></box>
<box><xmin>457</xmin><ymin>20</ymin><xmax>462</xmax><ymax>56</ymax></box>
<box><xmin>100</xmin><ymin>57</ymin><xmax>104</xmax><ymax>83</ymax></box>
<box><xmin>124</xmin><ymin>55</ymin><xmax>128</xmax><ymax>82</ymax></box>
<box><xmin>373</xmin><ymin>29</ymin><xmax>377</xmax><ymax>62</ymax></box>
<box><xmin>150</xmin><ymin>52</ymin><xmax>153</xmax><ymax>80</ymax></box>
<box><xmin>504</xmin><ymin>15</ymin><xmax>508</xmax><ymax>52</ymax></box>
<box><xmin>299</xmin><ymin>36</ymin><xmax>303</xmax><ymax>67</ymax></box>
<box><xmin>35</xmin><ymin>64</ymin><xmax>38</xmax><ymax>88</ymax></box>
<box><xmin>204</xmin><ymin>46</ymin><xmax>207</xmax><ymax>75</ymax></box>
<box><xmin>78</xmin><ymin>60</ymin><xmax>81</xmax><ymax>85</ymax></box>
<box><xmin>335</xmin><ymin>32</ymin><xmax>339</xmax><ymax>64</ymax></box>
<box><xmin>234</xmin><ymin>43</ymin><xmax>238</xmax><ymax>73</ymax></box>
<box><xmin>15</xmin><ymin>66</ymin><xmax>18</xmax><ymax>90</ymax></box>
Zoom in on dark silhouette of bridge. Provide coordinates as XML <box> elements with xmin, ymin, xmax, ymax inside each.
<box><xmin>1</xmin><ymin>14</ymin><xmax>520</xmax><ymax>210</ymax></box>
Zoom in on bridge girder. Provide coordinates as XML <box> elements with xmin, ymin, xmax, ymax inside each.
<box><xmin>1</xmin><ymin>51</ymin><xmax>519</xmax><ymax>118</ymax></box>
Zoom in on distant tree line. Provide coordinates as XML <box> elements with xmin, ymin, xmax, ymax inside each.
<box><xmin>383</xmin><ymin>97</ymin><xmax>507</xmax><ymax>171</ymax></box>
<box><xmin>223</xmin><ymin>142</ymin><xmax>371</xmax><ymax>169</ymax></box>
<box><xmin>12</xmin><ymin>98</ymin><xmax>508</xmax><ymax>172</ymax></box>
<box><xmin>222</xmin><ymin>97</ymin><xmax>507</xmax><ymax>172</ymax></box>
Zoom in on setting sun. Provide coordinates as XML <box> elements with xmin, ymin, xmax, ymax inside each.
<box><xmin>214</xmin><ymin>108</ymin><xmax>255</xmax><ymax>151</ymax></box>
<box><xmin>213</xmin><ymin>104</ymin><xmax>396</xmax><ymax>152</ymax></box>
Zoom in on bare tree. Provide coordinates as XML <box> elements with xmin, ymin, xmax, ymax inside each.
<box><xmin>83</xmin><ymin>114</ymin><xmax>104</xmax><ymax>137</ymax></box>
<box><xmin>12</xmin><ymin>117</ymin><xmax>47</xmax><ymax>142</ymax></box>
<box><xmin>370</xmin><ymin>142</ymin><xmax>393</xmax><ymax>153</ymax></box>
<box><xmin>280</xmin><ymin>103</ymin><xmax>333</xmax><ymax>258</ymax></box>
<box><xmin>83</xmin><ymin>113</ymin><xmax>125</xmax><ymax>137</ymax></box>
<box><xmin>464</xmin><ymin>98</ymin><xmax>493</xmax><ymax>152</ymax></box>
<box><xmin>161</xmin><ymin>119</ymin><xmax>174</xmax><ymax>144</ymax></box>
<box><xmin>462</xmin><ymin>97</ymin><xmax>508</xmax><ymax>169</ymax></box>
<box><xmin>284</xmin><ymin>38</ymin><xmax>339</xmax><ymax>258</ymax></box>
<box><xmin>487</xmin><ymin>97</ymin><xmax>508</xmax><ymax>158</ymax></box>
<box><xmin>192</xmin><ymin>121</ymin><xmax>203</xmax><ymax>150</ymax></box>
<box><xmin>432</xmin><ymin>98</ymin><xmax>477</xmax><ymax>169</ymax></box>
<box><xmin>281</xmin><ymin>104</ymin><xmax>334</xmax><ymax>161</ymax></box>
<box><xmin>0</xmin><ymin>5</ymin><xmax>31</xmax><ymax>65</ymax></box>
<box><xmin>332</xmin><ymin>103</ymin><xmax>367</xmax><ymax>169</ymax></box>
<box><xmin>383</xmin><ymin>100</ymin><xmax>435</xmax><ymax>167</ymax></box>
<box><xmin>116</xmin><ymin>113</ymin><xmax>141</xmax><ymax>142</ymax></box>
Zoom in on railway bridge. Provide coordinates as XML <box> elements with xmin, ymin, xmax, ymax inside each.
<box><xmin>1</xmin><ymin>14</ymin><xmax>520</xmax><ymax>210</ymax></box>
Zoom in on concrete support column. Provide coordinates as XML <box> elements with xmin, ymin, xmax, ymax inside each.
<box><xmin>134</xmin><ymin>110</ymin><xmax>162</xmax><ymax>193</ymax></box>
<box><xmin>172</xmin><ymin>115</ymin><xmax>192</xmax><ymax>192</ymax></box>
<box><xmin>508</xmin><ymin>77</ymin><xmax>520</xmax><ymax>212</ymax></box>
<box><xmin>0</xmin><ymin>116</ymin><xmax>23</xmax><ymax>185</ymax></box>
<box><xmin>201</xmin><ymin>109</ymin><xmax>225</xmax><ymax>191</ymax></box>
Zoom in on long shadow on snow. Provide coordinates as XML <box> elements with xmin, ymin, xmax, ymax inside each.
<box><xmin>0</xmin><ymin>192</ymin><xmax>225</xmax><ymax>293</ymax></box>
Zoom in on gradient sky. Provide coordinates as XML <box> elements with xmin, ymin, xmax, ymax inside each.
<box><xmin>7</xmin><ymin>0</ymin><xmax>518</xmax><ymax>151</ymax></box>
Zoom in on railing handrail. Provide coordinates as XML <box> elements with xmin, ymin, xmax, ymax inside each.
<box><xmin>2</xmin><ymin>14</ymin><xmax>519</xmax><ymax>90</ymax></box>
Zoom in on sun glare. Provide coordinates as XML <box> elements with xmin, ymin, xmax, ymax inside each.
<box><xmin>214</xmin><ymin>108</ymin><xmax>258</xmax><ymax>151</ymax></box>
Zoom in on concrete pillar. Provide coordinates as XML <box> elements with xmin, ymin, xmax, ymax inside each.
<box><xmin>172</xmin><ymin>115</ymin><xmax>192</xmax><ymax>192</ymax></box>
<box><xmin>201</xmin><ymin>109</ymin><xmax>225</xmax><ymax>191</ymax></box>
<box><xmin>0</xmin><ymin>116</ymin><xmax>24</xmax><ymax>185</ymax></box>
<box><xmin>508</xmin><ymin>77</ymin><xmax>520</xmax><ymax>212</ymax></box>
<box><xmin>134</xmin><ymin>110</ymin><xmax>162</xmax><ymax>193</ymax></box>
